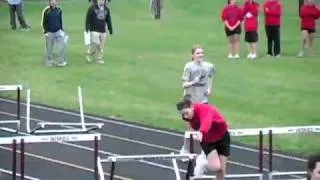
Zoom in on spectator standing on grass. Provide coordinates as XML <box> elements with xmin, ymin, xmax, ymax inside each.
<box><xmin>298</xmin><ymin>0</ymin><xmax>320</xmax><ymax>57</ymax></box>
<box><xmin>85</xmin><ymin>0</ymin><xmax>113</xmax><ymax>64</ymax></box>
<box><xmin>179</xmin><ymin>45</ymin><xmax>215</xmax><ymax>157</ymax></box>
<box><xmin>263</xmin><ymin>0</ymin><xmax>282</xmax><ymax>57</ymax></box>
<box><xmin>307</xmin><ymin>153</ymin><xmax>320</xmax><ymax>180</ymax></box>
<box><xmin>41</xmin><ymin>0</ymin><xmax>68</xmax><ymax>67</ymax></box>
<box><xmin>221</xmin><ymin>0</ymin><xmax>243</xmax><ymax>59</ymax></box>
<box><xmin>7</xmin><ymin>0</ymin><xmax>30</xmax><ymax>30</ymax></box>
<box><xmin>242</xmin><ymin>0</ymin><xmax>259</xmax><ymax>60</ymax></box>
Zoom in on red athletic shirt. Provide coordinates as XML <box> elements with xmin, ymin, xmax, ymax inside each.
<box><xmin>221</xmin><ymin>4</ymin><xmax>243</xmax><ymax>27</ymax></box>
<box><xmin>300</xmin><ymin>4</ymin><xmax>320</xmax><ymax>30</ymax></box>
<box><xmin>189</xmin><ymin>104</ymin><xmax>228</xmax><ymax>144</ymax></box>
<box><xmin>263</xmin><ymin>0</ymin><xmax>282</xmax><ymax>26</ymax></box>
<box><xmin>242</xmin><ymin>1</ymin><xmax>259</xmax><ymax>32</ymax></box>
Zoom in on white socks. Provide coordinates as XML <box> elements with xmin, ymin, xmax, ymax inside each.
<box><xmin>194</xmin><ymin>151</ymin><xmax>208</xmax><ymax>177</ymax></box>
<box><xmin>227</xmin><ymin>54</ymin><xmax>240</xmax><ymax>59</ymax></box>
<box><xmin>247</xmin><ymin>53</ymin><xmax>257</xmax><ymax>59</ymax></box>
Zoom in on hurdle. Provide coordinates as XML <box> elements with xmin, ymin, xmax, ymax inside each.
<box><xmin>0</xmin><ymin>131</ymin><xmax>101</xmax><ymax>180</ymax></box>
<box><xmin>26</xmin><ymin>87</ymin><xmax>104</xmax><ymax>134</ymax></box>
<box><xmin>97</xmin><ymin>153</ymin><xmax>198</xmax><ymax>180</ymax></box>
<box><xmin>267</xmin><ymin>126</ymin><xmax>319</xmax><ymax>180</ymax></box>
<box><xmin>184</xmin><ymin>130</ymin><xmax>264</xmax><ymax>180</ymax></box>
<box><xmin>184</xmin><ymin>125</ymin><xmax>320</xmax><ymax>180</ymax></box>
<box><xmin>0</xmin><ymin>85</ymin><xmax>23</xmax><ymax>133</ymax></box>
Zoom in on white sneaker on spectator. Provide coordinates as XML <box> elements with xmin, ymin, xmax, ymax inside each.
<box><xmin>57</xmin><ymin>61</ymin><xmax>68</xmax><ymax>67</ymax></box>
<box><xmin>298</xmin><ymin>51</ymin><xmax>304</xmax><ymax>57</ymax></box>
<box><xmin>234</xmin><ymin>54</ymin><xmax>240</xmax><ymax>59</ymax></box>
<box><xmin>251</xmin><ymin>53</ymin><xmax>257</xmax><ymax>59</ymax></box>
<box><xmin>247</xmin><ymin>53</ymin><xmax>253</xmax><ymax>59</ymax></box>
<box><xmin>227</xmin><ymin>54</ymin><xmax>234</xmax><ymax>59</ymax></box>
<box><xmin>194</xmin><ymin>151</ymin><xmax>208</xmax><ymax>177</ymax></box>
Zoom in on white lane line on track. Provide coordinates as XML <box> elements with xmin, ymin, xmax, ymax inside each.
<box><xmin>0</xmin><ymin>98</ymin><xmax>307</xmax><ymax>163</ymax></box>
<box><xmin>0</xmin><ymin>146</ymin><xmax>132</xmax><ymax>180</ymax></box>
<box><xmin>0</xmin><ymin>168</ymin><xmax>40</xmax><ymax>180</ymax></box>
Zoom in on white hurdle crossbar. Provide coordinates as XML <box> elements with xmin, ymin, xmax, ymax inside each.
<box><xmin>184</xmin><ymin>126</ymin><xmax>320</xmax><ymax>138</ymax></box>
<box><xmin>0</xmin><ymin>132</ymin><xmax>101</xmax><ymax>180</ymax></box>
<box><xmin>0</xmin><ymin>85</ymin><xmax>23</xmax><ymax>91</ymax></box>
<box><xmin>191</xmin><ymin>173</ymin><xmax>264</xmax><ymax>180</ymax></box>
<box><xmin>0</xmin><ymin>133</ymin><xmax>101</xmax><ymax>145</ymax></box>
<box><xmin>0</xmin><ymin>84</ymin><xmax>23</xmax><ymax>133</ymax></box>
<box><xmin>185</xmin><ymin>126</ymin><xmax>319</xmax><ymax>180</ymax></box>
<box><xmin>98</xmin><ymin>153</ymin><xmax>197</xmax><ymax>180</ymax></box>
<box><xmin>269</xmin><ymin>171</ymin><xmax>307</xmax><ymax>180</ymax></box>
<box><xmin>26</xmin><ymin>87</ymin><xmax>104</xmax><ymax>134</ymax></box>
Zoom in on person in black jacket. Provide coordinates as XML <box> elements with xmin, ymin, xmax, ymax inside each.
<box><xmin>85</xmin><ymin>0</ymin><xmax>113</xmax><ymax>64</ymax></box>
<box><xmin>41</xmin><ymin>0</ymin><xmax>68</xmax><ymax>67</ymax></box>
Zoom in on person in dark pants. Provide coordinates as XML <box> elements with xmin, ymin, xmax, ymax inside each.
<box><xmin>8</xmin><ymin>0</ymin><xmax>30</xmax><ymax>30</ymax></box>
<box><xmin>263</xmin><ymin>0</ymin><xmax>282</xmax><ymax>57</ymax></box>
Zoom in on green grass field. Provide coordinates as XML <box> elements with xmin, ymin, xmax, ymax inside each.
<box><xmin>0</xmin><ymin>0</ymin><xmax>319</xmax><ymax>155</ymax></box>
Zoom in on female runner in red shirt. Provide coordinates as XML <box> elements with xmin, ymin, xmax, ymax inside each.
<box><xmin>221</xmin><ymin>0</ymin><xmax>243</xmax><ymax>59</ymax></box>
<box><xmin>298</xmin><ymin>0</ymin><xmax>320</xmax><ymax>57</ymax></box>
<box><xmin>176</xmin><ymin>97</ymin><xmax>230</xmax><ymax>180</ymax></box>
<box><xmin>242</xmin><ymin>0</ymin><xmax>259</xmax><ymax>59</ymax></box>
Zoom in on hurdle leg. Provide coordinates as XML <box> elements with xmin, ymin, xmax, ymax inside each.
<box><xmin>109</xmin><ymin>162</ymin><xmax>115</xmax><ymax>180</ymax></box>
<box><xmin>185</xmin><ymin>134</ymin><xmax>194</xmax><ymax>180</ymax></box>
<box><xmin>94</xmin><ymin>136</ymin><xmax>99</xmax><ymax>180</ymax></box>
<box><xmin>12</xmin><ymin>139</ymin><xmax>17</xmax><ymax>180</ymax></box>
<box><xmin>20</xmin><ymin>139</ymin><xmax>25</xmax><ymax>180</ymax></box>
<box><xmin>171</xmin><ymin>152</ymin><xmax>181</xmax><ymax>180</ymax></box>
<box><xmin>17</xmin><ymin>87</ymin><xmax>20</xmax><ymax>121</ymax></box>
<box><xmin>259</xmin><ymin>130</ymin><xmax>263</xmax><ymax>173</ymax></box>
<box><xmin>268</xmin><ymin>130</ymin><xmax>273</xmax><ymax>180</ymax></box>
<box><xmin>17</xmin><ymin>87</ymin><xmax>21</xmax><ymax>133</ymax></box>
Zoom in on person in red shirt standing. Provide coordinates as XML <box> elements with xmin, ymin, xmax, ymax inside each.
<box><xmin>176</xmin><ymin>96</ymin><xmax>230</xmax><ymax>180</ymax></box>
<box><xmin>263</xmin><ymin>0</ymin><xmax>282</xmax><ymax>57</ymax></box>
<box><xmin>298</xmin><ymin>0</ymin><xmax>320</xmax><ymax>57</ymax></box>
<box><xmin>221</xmin><ymin>0</ymin><xmax>243</xmax><ymax>59</ymax></box>
<box><xmin>242</xmin><ymin>0</ymin><xmax>259</xmax><ymax>59</ymax></box>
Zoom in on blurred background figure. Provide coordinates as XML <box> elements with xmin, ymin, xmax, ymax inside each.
<box><xmin>242</xmin><ymin>0</ymin><xmax>259</xmax><ymax>60</ymax></box>
<box><xmin>307</xmin><ymin>153</ymin><xmax>320</xmax><ymax>180</ymax></box>
<box><xmin>42</xmin><ymin>0</ymin><xmax>68</xmax><ymax>67</ymax></box>
<box><xmin>7</xmin><ymin>0</ymin><xmax>30</xmax><ymax>30</ymax></box>
<box><xmin>298</xmin><ymin>0</ymin><xmax>320</xmax><ymax>57</ymax></box>
<box><xmin>263</xmin><ymin>0</ymin><xmax>282</xmax><ymax>58</ymax></box>
<box><xmin>85</xmin><ymin>0</ymin><xmax>113</xmax><ymax>64</ymax></box>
